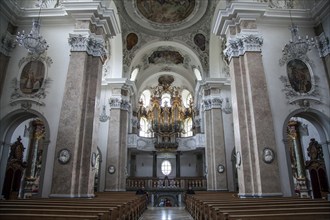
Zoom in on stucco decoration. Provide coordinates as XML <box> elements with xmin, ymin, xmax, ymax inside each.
<box><xmin>0</xmin><ymin>32</ymin><xmax>17</xmax><ymax>56</ymax></box>
<box><xmin>109</xmin><ymin>98</ymin><xmax>130</xmax><ymax>111</ymax></box>
<box><xmin>148</xmin><ymin>50</ymin><xmax>184</xmax><ymax>64</ymax></box>
<box><xmin>316</xmin><ymin>32</ymin><xmax>330</xmax><ymax>58</ymax></box>
<box><xmin>116</xmin><ymin>0</ymin><xmax>214</xmax><ymax>74</ymax></box>
<box><xmin>223</xmin><ymin>33</ymin><xmax>263</xmax><ymax>61</ymax></box>
<box><xmin>279</xmin><ymin>59</ymin><xmax>321</xmax><ymax>109</ymax></box>
<box><xmin>10</xmin><ymin>54</ymin><xmax>53</xmax><ymax>107</ymax></box>
<box><xmin>203</xmin><ymin>97</ymin><xmax>223</xmax><ymax>111</ymax></box>
<box><xmin>126</xmin><ymin>33</ymin><xmax>138</xmax><ymax>50</ymax></box>
<box><xmin>68</xmin><ymin>34</ymin><xmax>106</xmax><ymax>59</ymax></box>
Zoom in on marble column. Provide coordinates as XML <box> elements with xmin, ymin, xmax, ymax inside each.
<box><xmin>225</xmin><ymin>23</ymin><xmax>281</xmax><ymax>197</ymax></box>
<box><xmin>51</xmin><ymin>34</ymin><xmax>105</xmax><ymax>197</ymax></box>
<box><xmin>203</xmin><ymin>88</ymin><xmax>227</xmax><ymax>190</ymax></box>
<box><xmin>105</xmin><ymin>90</ymin><xmax>130</xmax><ymax>191</ymax></box>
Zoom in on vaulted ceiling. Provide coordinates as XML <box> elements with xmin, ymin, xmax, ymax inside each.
<box><xmin>114</xmin><ymin>0</ymin><xmax>216</xmax><ymax>93</ymax></box>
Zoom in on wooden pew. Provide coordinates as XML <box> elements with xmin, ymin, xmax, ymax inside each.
<box><xmin>184</xmin><ymin>192</ymin><xmax>330</xmax><ymax>220</ymax></box>
<box><xmin>0</xmin><ymin>192</ymin><xmax>147</xmax><ymax>220</ymax></box>
<box><xmin>0</xmin><ymin>213</ymin><xmax>100</xmax><ymax>220</ymax></box>
<box><xmin>228</xmin><ymin>212</ymin><xmax>330</xmax><ymax>220</ymax></box>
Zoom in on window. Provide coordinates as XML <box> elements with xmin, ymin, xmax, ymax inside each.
<box><xmin>161</xmin><ymin>160</ymin><xmax>172</xmax><ymax>176</ymax></box>
<box><xmin>193</xmin><ymin>68</ymin><xmax>202</xmax><ymax>81</ymax></box>
<box><xmin>161</xmin><ymin>93</ymin><xmax>171</xmax><ymax>107</ymax></box>
<box><xmin>130</xmin><ymin>67</ymin><xmax>139</xmax><ymax>81</ymax></box>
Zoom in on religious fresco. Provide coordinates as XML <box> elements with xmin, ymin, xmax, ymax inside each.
<box><xmin>136</xmin><ymin>0</ymin><xmax>195</xmax><ymax>24</ymax></box>
<box><xmin>148</xmin><ymin>50</ymin><xmax>184</xmax><ymax>64</ymax></box>
<box><xmin>20</xmin><ymin>61</ymin><xmax>45</xmax><ymax>94</ymax></box>
<box><xmin>287</xmin><ymin>59</ymin><xmax>312</xmax><ymax>93</ymax></box>
<box><xmin>126</xmin><ymin>33</ymin><xmax>138</xmax><ymax>50</ymax></box>
<box><xmin>194</xmin><ymin>33</ymin><xmax>206</xmax><ymax>51</ymax></box>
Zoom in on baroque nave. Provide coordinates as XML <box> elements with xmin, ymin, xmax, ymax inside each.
<box><xmin>0</xmin><ymin>0</ymin><xmax>329</xmax><ymax>217</ymax></box>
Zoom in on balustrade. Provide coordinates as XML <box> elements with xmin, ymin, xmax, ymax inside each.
<box><xmin>126</xmin><ymin>177</ymin><xmax>207</xmax><ymax>191</ymax></box>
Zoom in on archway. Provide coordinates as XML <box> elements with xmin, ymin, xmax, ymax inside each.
<box><xmin>0</xmin><ymin>110</ymin><xmax>51</xmax><ymax>199</ymax></box>
<box><xmin>283</xmin><ymin>109</ymin><xmax>330</xmax><ymax>198</ymax></box>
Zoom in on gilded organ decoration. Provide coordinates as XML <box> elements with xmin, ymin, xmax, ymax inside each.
<box><xmin>137</xmin><ymin>75</ymin><xmax>194</xmax><ymax>151</ymax></box>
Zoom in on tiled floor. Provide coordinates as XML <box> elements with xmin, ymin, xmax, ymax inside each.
<box><xmin>139</xmin><ymin>207</ymin><xmax>193</xmax><ymax>220</ymax></box>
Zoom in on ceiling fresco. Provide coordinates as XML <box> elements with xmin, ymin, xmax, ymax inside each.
<box><xmin>136</xmin><ymin>0</ymin><xmax>196</xmax><ymax>24</ymax></box>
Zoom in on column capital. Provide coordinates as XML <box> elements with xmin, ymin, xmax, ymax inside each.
<box><xmin>224</xmin><ymin>33</ymin><xmax>263</xmax><ymax>61</ymax></box>
<box><xmin>68</xmin><ymin>34</ymin><xmax>106</xmax><ymax>59</ymax></box>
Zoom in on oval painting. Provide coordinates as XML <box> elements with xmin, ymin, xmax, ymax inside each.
<box><xmin>20</xmin><ymin>61</ymin><xmax>45</xmax><ymax>94</ymax></box>
<box><xmin>287</xmin><ymin>59</ymin><xmax>312</xmax><ymax>93</ymax></box>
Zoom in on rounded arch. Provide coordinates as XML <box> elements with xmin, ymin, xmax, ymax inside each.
<box><xmin>281</xmin><ymin>108</ymin><xmax>330</xmax><ymax>196</ymax></box>
<box><xmin>128</xmin><ymin>40</ymin><xmax>205</xmax><ymax>82</ymax></box>
<box><xmin>0</xmin><ymin>109</ymin><xmax>51</xmax><ymax>198</ymax></box>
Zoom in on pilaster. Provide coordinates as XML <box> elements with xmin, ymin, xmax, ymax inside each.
<box><xmin>51</xmin><ymin>30</ymin><xmax>105</xmax><ymax>197</ymax></box>
<box><xmin>105</xmin><ymin>86</ymin><xmax>130</xmax><ymax>191</ymax></box>
<box><xmin>202</xmin><ymin>85</ymin><xmax>227</xmax><ymax>191</ymax></box>
<box><xmin>225</xmin><ymin>19</ymin><xmax>282</xmax><ymax>197</ymax></box>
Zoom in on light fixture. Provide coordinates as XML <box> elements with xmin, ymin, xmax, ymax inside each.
<box><xmin>281</xmin><ymin>10</ymin><xmax>315</xmax><ymax>62</ymax></box>
<box><xmin>16</xmin><ymin>1</ymin><xmax>49</xmax><ymax>55</ymax></box>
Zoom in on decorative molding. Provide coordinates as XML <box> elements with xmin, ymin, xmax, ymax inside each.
<box><xmin>10</xmin><ymin>54</ymin><xmax>52</xmax><ymax>108</ymax></box>
<box><xmin>68</xmin><ymin>34</ymin><xmax>106</xmax><ymax>58</ymax></box>
<box><xmin>316</xmin><ymin>32</ymin><xmax>330</xmax><ymax>58</ymax></box>
<box><xmin>223</xmin><ymin>33</ymin><xmax>263</xmax><ymax>61</ymax></box>
<box><xmin>109</xmin><ymin>98</ymin><xmax>130</xmax><ymax>111</ymax></box>
<box><xmin>0</xmin><ymin>32</ymin><xmax>17</xmax><ymax>56</ymax></box>
<box><xmin>203</xmin><ymin>97</ymin><xmax>223</xmax><ymax>110</ymax></box>
<box><xmin>279</xmin><ymin>74</ymin><xmax>321</xmax><ymax>108</ymax></box>
<box><xmin>222</xmin><ymin>97</ymin><xmax>232</xmax><ymax>114</ymax></box>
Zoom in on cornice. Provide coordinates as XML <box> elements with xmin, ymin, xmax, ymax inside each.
<box><xmin>213</xmin><ymin>2</ymin><xmax>268</xmax><ymax>36</ymax></box>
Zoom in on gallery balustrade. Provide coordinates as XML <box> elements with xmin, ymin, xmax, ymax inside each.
<box><xmin>126</xmin><ymin>176</ymin><xmax>207</xmax><ymax>191</ymax></box>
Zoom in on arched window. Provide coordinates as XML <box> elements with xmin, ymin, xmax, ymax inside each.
<box><xmin>130</xmin><ymin>67</ymin><xmax>139</xmax><ymax>81</ymax></box>
<box><xmin>193</xmin><ymin>68</ymin><xmax>202</xmax><ymax>81</ymax></box>
<box><xmin>161</xmin><ymin>93</ymin><xmax>171</xmax><ymax>107</ymax></box>
<box><xmin>161</xmin><ymin>160</ymin><xmax>172</xmax><ymax>176</ymax></box>
<box><xmin>182</xmin><ymin>118</ymin><xmax>193</xmax><ymax>137</ymax></box>
<box><xmin>139</xmin><ymin>117</ymin><xmax>152</xmax><ymax>137</ymax></box>
<box><xmin>182</xmin><ymin>89</ymin><xmax>192</xmax><ymax>108</ymax></box>
<box><xmin>140</xmin><ymin>90</ymin><xmax>151</xmax><ymax>107</ymax></box>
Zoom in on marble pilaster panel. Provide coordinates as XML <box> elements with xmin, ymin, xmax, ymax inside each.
<box><xmin>230</xmin><ymin>52</ymin><xmax>282</xmax><ymax>197</ymax></box>
<box><xmin>204</xmin><ymin>107</ymin><xmax>227</xmax><ymax>190</ymax></box>
<box><xmin>105</xmin><ymin>108</ymin><xmax>128</xmax><ymax>191</ymax></box>
<box><xmin>51</xmin><ymin>52</ymin><xmax>102</xmax><ymax>197</ymax></box>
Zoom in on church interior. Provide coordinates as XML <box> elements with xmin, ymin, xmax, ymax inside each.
<box><xmin>0</xmin><ymin>0</ymin><xmax>330</xmax><ymax>219</ymax></box>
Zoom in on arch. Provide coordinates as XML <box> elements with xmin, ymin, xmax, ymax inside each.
<box><xmin>128</xmin><ymin>40</ymin><xmax>204</xmax><ymax>82</ymax></box>
<box><xmin>282</xmin><ymin>108</ymin><xmax>330</xmax><ymax>196</ymax></box>
<box><xmin>0</xmin><ymin>109</ymin><xmax>51</xmax><ymax>198</ymax></box>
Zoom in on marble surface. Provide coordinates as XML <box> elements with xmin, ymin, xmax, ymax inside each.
<box><xmin>139</xmin><ymin>207</ymin><xmax>193</xmax><ymax>220</ymax></box>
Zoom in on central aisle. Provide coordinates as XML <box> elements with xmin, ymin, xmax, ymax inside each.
<box><xmin>139</xmin><ymin>207</ymin><xmax>193</xmax><ymax>220</ymax></box>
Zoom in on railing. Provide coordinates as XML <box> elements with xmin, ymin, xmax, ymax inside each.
<box><xmin>126</xmin><ymin>177</ymin><xmax>207</xmax><ymax>191</ymax></box>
